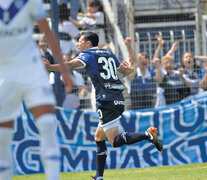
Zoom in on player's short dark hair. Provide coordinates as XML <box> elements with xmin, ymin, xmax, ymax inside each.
<box><xmin>80</xmin><ymin>32</ymin><xmax>99</xmax><ymax>47</ymax></box>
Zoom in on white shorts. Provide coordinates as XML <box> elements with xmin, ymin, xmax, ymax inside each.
<box><xmin>0</xmin><ymin>59</ymin><xmax>56</xmax><ymax>122</ymax></box>
<box><xmin>98</xmin><ymin>116</ymin><xmax>121</xmax><ymax>132</ymax></box>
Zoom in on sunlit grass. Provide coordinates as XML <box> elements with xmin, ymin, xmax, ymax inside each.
<box><xmin>13</xmin><ymin>163</ymin><xmax>207</xmax><ymax>180</ymax></box>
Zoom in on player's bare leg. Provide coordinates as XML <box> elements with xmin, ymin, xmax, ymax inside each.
<box><xmin>30</xmin><ymin>104</ymin><xmax>60</xmax><ymax>180</ymax></box>
<box><xmin>94</xmin><ymin>126</ymin><xmax>107</xmax><ymax>142</ymax></box>
<box><xmin>105</xmin><ymin>127</ymin><xmax>148</xmax><ymax>147</ymax></box>
<box><xmin>92</xmin><ymin>125</ymin><xmax>163</xmax><ymax>180</ymax></box>
<box><xmin>105</xmin><ymin>126</ymin><xmax>119</xmax><ymax>146</ymax></box>
<box><xmin>0</xmin><ymin>121</ymin><xmax>14</xmax><ymax>180</ymax></box>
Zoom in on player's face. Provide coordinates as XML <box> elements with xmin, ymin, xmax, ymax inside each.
<box><xmin>77</xmin><ymin>35</ymin><xmax>88</xmax><ymax>52</ymax></box>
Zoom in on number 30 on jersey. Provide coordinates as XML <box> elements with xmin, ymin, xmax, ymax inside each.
<box><xmin>98</xmin><ymin>57</ymin><xmax>118</xmax><ymax>80</ymax></box>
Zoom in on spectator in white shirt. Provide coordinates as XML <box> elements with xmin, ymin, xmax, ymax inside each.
<box><xmin>181</xmin><ymin>52</ymin><xmax>202</xmax><ymax>95</ymax></box>
<box><xmin>58</xmin><ymin>3</ymin><xmax>80</xmax><ymax>55</ymax></box>
<box><xmin>70</xmin><ymin>0</ymin><xmax>106</xmax><ymax>46</ymax></box>
<box><xmin>61</xmin><ymin>54</ymin><xmax>88</xmax><ymax>109</ymax></box>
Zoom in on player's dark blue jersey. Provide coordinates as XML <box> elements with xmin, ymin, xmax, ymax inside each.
<box><xmin>76</xmin><ymin>47</ymin><xmax>124</xmax><ymax>101</ymax></box>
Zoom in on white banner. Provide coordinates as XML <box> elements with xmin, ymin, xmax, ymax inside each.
<box><xmin>12</xmin><ymin>93</ymin><xmax>207</xmax><ymax>175</ymax></box>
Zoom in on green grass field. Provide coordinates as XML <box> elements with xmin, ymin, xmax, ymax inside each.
<box><xmin>13</xmin><ymin>163</ymin><xmax>207</xmax><ymax>180</ymax></box>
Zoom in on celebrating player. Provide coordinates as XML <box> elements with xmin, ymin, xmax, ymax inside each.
<box><xmin>0</xmin><ymin>0</ymin><xmax>73</xmax><ymax>179</ymax></box>
<box><xmin>44</xmin><ymin>32</ymin><xmax>163</xmax><ymax>180</ymax></box>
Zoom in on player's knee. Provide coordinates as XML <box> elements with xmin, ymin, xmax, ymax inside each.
<box><xmin>94</xmin><ymin>135</ymin><xmax>102</xmax><ymax>142</ymax></box>
<box><xmin>0</xmin><ymin>128</ymin><xmax>13</xmax><ymax>173</ymax></box>
<box><xmin>0</xmin><ymin>128</ymin><xmax>13</xmax><ymax>149</ymax></box>
<box><xmin>94</xmin><ymin>132</ymin><xmax>105</xmax><ymax>142</ymax></box>
<box><xmin>36</xmin><ymin>114</ymin><xmax>56</xmax><ymax>135</ymax></box>
<box><xmin>36</xmin><ymin>114</ymin><xmax>60</xmax><ymax>156</ymax></box>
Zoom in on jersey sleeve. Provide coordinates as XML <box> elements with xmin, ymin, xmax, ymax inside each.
<box><xmin>29</xmin><ymin>0</ymin><xmax>46</xmax><ymax>20</ymax></box>
<box><xmin>76</xmin><ymin>53</ymin><xmax>92</xmax><ymax>67</ymax></box>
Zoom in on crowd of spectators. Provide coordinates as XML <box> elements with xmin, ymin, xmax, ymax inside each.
<box><xmin>125</xmin><ymin>34</ymin><xmax>207</xmax><ymax>110</ymax></box>
<box><xmin>37</xmin><ymin>0</ymin><xmax>207</xmax><ymax>111</ymax></box>
<box><xmin>61</xmin><ymin>54</ymin><xmax>88</xmax><ymax>110</ymax></box>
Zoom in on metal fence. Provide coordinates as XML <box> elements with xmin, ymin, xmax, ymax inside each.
<box><xmin>35</xmin><ymin>0</ymin><xmax>207</xmax><ymax>111</ymax></box>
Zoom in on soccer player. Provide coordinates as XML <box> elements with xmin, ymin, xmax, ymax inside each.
<box><xmin>0</xmin><ymin>0</ymin><xmax>73</xmax><ymax>180</ymax></box>
<box><xmin>44</xmin><ymin>32</ymin><xmax>163</xmax><ymax>180</ymax></box>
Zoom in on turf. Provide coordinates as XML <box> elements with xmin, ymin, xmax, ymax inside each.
<box><xmin>13</xmin><ymin>163</ymin><xmax>207</xmax><ymax>180</ymax></box>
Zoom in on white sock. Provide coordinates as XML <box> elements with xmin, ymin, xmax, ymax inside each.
<box><xmin>36</xmin><ymin>114</ymin><xmax>60</xmax><ymax>180</ymax></box>
<box><xmin>0</xmin><ymin>128</ymin><xmax>13</xmax><ymax>180</ymax></box>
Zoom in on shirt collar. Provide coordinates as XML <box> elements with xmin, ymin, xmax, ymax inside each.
<box><xmin>90</xmin><ymin>46</ymin><xmax>99</xmax><ymax>49</ymax></box>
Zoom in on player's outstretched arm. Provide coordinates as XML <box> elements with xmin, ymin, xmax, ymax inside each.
<box><xmin>44</xmin><ymin>58</ymin><xmax>84</xmax><ymax>71</ymax></box>
<box><xmin>117</xmin><ymin>58</ymin><xmax>135</xmax><ymax>76</ymax></box>
<box><xmin>37</xmin><ymin>18</ymin><xmax>73</xmax><ymax>93</ymax></box>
